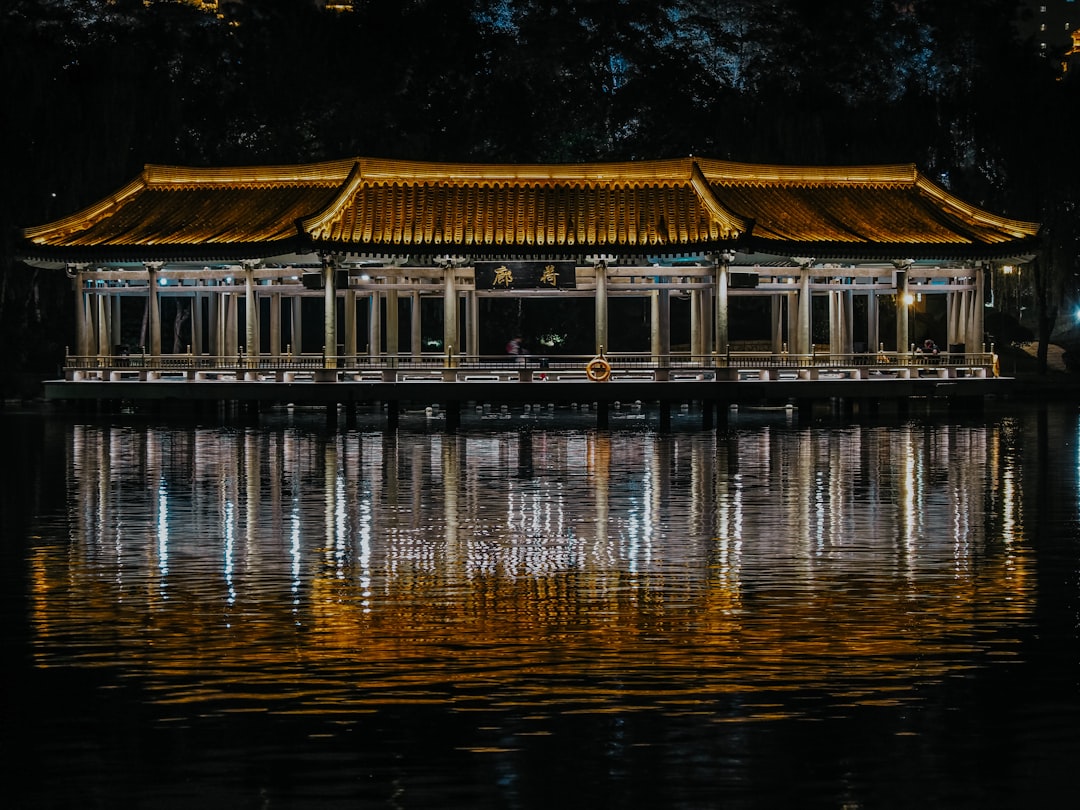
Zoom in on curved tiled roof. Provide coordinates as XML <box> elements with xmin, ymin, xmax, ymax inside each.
<box><xmin>20</xmin><ymin>156</ymin><xmax>1040</xmax><ymax>262</ymax></box>
<box><xmin>302</xmin><ymin>159</ymin><xmax>747</xmax><ymax>250</ymax></box>
<box><xmin>695</xmin><ymin>158</ymin><xmax>1039</xmax><ymax>249</ymax></box>
<box><xmin>21</xmin><ymin>160</ymin><xmax>355</xmax><ymax>261</ymax></box>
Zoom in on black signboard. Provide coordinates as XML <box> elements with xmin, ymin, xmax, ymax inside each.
<box><xmin>475</xmin><ymin>261</ymin><xmax>577</xmax><ymax>290</ymax></box>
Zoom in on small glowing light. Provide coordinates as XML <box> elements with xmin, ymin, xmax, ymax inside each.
<box><xmin>157</xmin><ymin>277</ymin><xmax>167</xmax><ymax>286</ymax></box>
<box><xmin>1003</xmin><ymin>265</ymin><xmax>1015</xmax><ymax>275</ymax></box>
<box><xmin>359</xmin><ymin>273</ymin><xmax>371</xmax><ymax>281</ymax></box>
<box><xmin>902</xmin><ymin>293</ymin><xmax>915</xmax><ymax>305</ymax></box>
<box><xmin>1074</xmin><ymin>306</ymin><xmax>1080</xmax><ymax>322</ymax></box>
<box><xmin>224</xmin><ymin>276</ymin><xmax>233</xmax><ymax>284</ymax></box>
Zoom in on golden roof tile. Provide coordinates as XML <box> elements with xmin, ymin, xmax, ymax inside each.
<box><xmin>20</xmin><ymin>156</ymin><xmax>1040</xmax><ymax>262</ymax></box>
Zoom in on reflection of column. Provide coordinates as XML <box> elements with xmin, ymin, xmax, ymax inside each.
<box><xmin>594</xmin><ymin>261</ymin><xmax>608</xmax><ymax>353</ymax></box>
<box><xmin>245</xmin><ymin>431</ymin><xmax>260</xmax><ymax>558</ymax></box>
<box><xmin>443</xmin><ymin>436</ymin><xmax>460</xmax><ymax>551</ymax></box>
<box><xmin>322</xmin><ymin>436</ymin><xmax>341</xmax><ymax>576</ymax></box>
<box><xmin>590</xmin><ymin>434</ymin><xmax>610</xmax><ymax>550</ymax></box>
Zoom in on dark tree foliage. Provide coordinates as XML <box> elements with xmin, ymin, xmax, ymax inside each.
<box><xmin>1</xmin><ymin>0</ymin><xmax>1077</xmax><ymax>384</ymax></box>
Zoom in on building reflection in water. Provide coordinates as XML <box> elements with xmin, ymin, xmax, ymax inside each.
<box><xmin>29</xmin><ymin>420</ymin><xmax>1032</xmax><ymax>720</ymax></box>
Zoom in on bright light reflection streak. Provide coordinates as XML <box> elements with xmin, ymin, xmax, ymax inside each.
<box><xmin>901</xmin><ymin>434</ymin><xmax>918</xmax><ymax>563</ymax></box>
<box><xmin>224</xmin><ymin>500</ymin><xmax>236</xmax><ymax>606</ymax></box>
<box><xmin>815</xmin><ymin>469</ymin><xmax>826</xmax><ymax>552</ymax></box>
<box><xmin>357</xmin><ymin>494</ymin><xmax>372</xmax><ymax>613</ymax></box>
<box><xmin>156</xmin><ymin>476</ymin><xmax>169</xmax><ymax>587</ymax></box>
<box><xmin>1001</xmin><ymin>467</ymin><xmax>1018</xmax><ymax>545</ymax></box>
<box><xmin>290</xmin><ymin>501</ymin><xmax>301</xmax><ymax>610</ymax></box>
<box><xmin>336</xmin><ymin>471</ymin><xmax>347</xmax><ymax>578</ymax></box>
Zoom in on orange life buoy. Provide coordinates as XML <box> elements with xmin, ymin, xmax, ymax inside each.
<box><xmin>586</xmin><ymin>356</ymin><xmax>612</xmax><ymax>382</ymax></box>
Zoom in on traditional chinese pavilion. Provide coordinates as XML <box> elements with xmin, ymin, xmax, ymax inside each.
<box><xmin>19</xmin><ymin>156</ymin><xmax>1040</xmax><ymax>382</ymax></box>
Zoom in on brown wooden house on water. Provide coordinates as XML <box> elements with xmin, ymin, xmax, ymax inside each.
<box><xmin>17</xmin><ymin>156</ymin><xmax>1041</xmax><ymax>418</ymax></box>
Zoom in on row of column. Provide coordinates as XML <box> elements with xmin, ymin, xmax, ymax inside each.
<box><xmin>72</xmin><ymin>261</ymin><xmax>987</xmax><ymax>361</ymax></box>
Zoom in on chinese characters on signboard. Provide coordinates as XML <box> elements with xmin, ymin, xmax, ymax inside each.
<box><xmin>475</xmin><ymin>261</ymin><xmax>577</xmax><ymax>290</ymax></box>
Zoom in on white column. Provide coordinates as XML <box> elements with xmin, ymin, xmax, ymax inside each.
<box><xmin>715</xmin><ymin>258</ymin><xmax>730</xmax><ymax>355</ymax></box>
<box><xmin>700</xmin><ymin>284</ymin><xmax>714</xmax><ymax>356</ymax></box>
<box><xmin>344</xmin><ymin>288</ymin><xmax>357</xmax><ymax>357</ymax></box>
<box><xmin>594</xmin><ymin>261</ymin><xmax>608</xmax><ymax>353</ymax></box>
<box><xmin>369</xmin><ymin>291</ymin><xmax>382</xmax><ymax>357</ymax></box>
<box><xmin>798</xmin><ymin>268</ymin><xmax>811</xmax><ymax>356</ymax></box>
<box><xmin>787</xmin><ymin>291</ymin><xmax>798</xmax><ymax>353</ymax></box>
<box><xmin>244</xmin><ymin>262</ymin><xmax>258</xmax><ymax>358</ymax></box>
<box><xmin>208</xmin><ymin>290</ymin><xmax>220</xmax><ymax>356</ymax></box>
<box><xmin>387</xmin><ymin>288</ymin><xmax>401</xmax><ymax>359</ymax></box>
<box><xmin>192</xmin><ymin>289</ymin><xmax>204</xmax><ymax>355</ymax></box>
<box><xmin>690</xmin><ymin>289</ymin><xmax>701</xmax><ymax>357</ymax></box>
<box><xmin>146</xmin><ymin>262</ymin><xmax>162</xmax><ymax>357</ymax></box>
<box><xmin>771</xmin><ymin>296</ymin><xmax>783</xmax><ymax>354</ymax></box>
<box><xmin>946</xmin><ymin>291</ymin><xmax>957</xmax><ymax>349</ymax></box>
<box><xmin>96</xmin><ymin>294</ymin><xmax>110</xmax><ymax>356</ymax></box>
<box><xmin>111</xmin><ymin>293</ymin><xmax>123</xmax><ymax>354</ymax></box>
<box><xmin>290</xmin><ymin>296</ymin><xmax>302</xmax><ymax>355</ymax></box>
<box><xmin>843</xmin><ymin>288</ymin><xmax>854</xmax><ymax>355</ymax></box>
<box><xmin>443</xmin><ymin>265</ymin><xmax>458</xmax><ymax>358</ymax></box>
<box><xmin>269</xmin><ymin>291</ymin><xmax>280</xmax><ymax>357</ymax></box>
<box><xmin>466</xmin><ymin>289</ymin><xmax>478</xmax><ymax>359</ymax></box>
<box><xmin>323</xmin><ymin>257</ymin><xmax>337</xmax><ymax>366</ymax></box>
<box><xmin>828</xmin><ymin>290</ymin><xmax>840</xmax><ymax>355</ymax></box>
<box><xmin>896</xmin><ymin>268</ymin><xmax>910</xmax><ymax>355</ymax></box>
<box><xmin>411</xmin><ymin>289</ymin><xmax>422</xmax><ymax>360</ymax></box>
<box><xmin>867</xmin><ymin>291</ymin><xmax>879</xmax><ymax>353</ymax></box>
<box><xmin>973</xmin><ymin>270</ymin><xmax>986</xmax><ymax>350</ymax></box>
<box><xmin>651</xmin><ymin>281</ymin><xmax>671</xmax><ymax>361</ymax></box>
<box><xmin>72</xmin><ymin>268</ymin><xmax>89</xmax><ymax>356</ymax></box>
<box><xmin>225</xmin><ymin>292</ymin><xmax>238</xmax><ymax>357</ymax></box>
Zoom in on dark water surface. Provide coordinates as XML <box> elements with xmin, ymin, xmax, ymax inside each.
<box><xmin>2</xmin><ymin>405</ymin><xmax>1079</xmax><ymax>809</ymax></box>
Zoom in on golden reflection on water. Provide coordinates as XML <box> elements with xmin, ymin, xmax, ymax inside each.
<box><xmin>29</xmin><ymin>422</ymin><xmax>1032</xmax><ymax>720</ymax></box>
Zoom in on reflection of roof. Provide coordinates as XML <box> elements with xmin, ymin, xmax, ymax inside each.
<box><xmin>20</xmin><ymin>157</ymin><xmax>1041</xmax><ymax>262</ymax></box>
